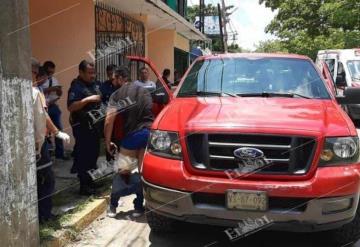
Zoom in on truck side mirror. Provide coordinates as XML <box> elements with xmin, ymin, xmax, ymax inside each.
<box><xmin>336</xmin><ymin>87</ymin><xmax>360</xmax><ymax>104</ymax></box>
<box><xmin>335</xmin><ymin>72</ymin><xmax>347</xmax><ymax>87</ymax></box>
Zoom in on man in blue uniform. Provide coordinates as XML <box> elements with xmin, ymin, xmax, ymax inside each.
<box><xmin>100</xmin><ymin>64</ymin><xmax>118</xmax><ymax>104</ymax></box>
<box><xmin>67</xmin><ymin>60</ymin><xmax>103</xmax><ymax>195</ymax></box>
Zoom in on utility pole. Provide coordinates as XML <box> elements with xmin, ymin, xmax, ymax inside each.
<box><xmin>0</xmin><ymin>0</ymin><xmax>39</xmax><ymax>246</ymax></box>
<box><xmin>199</xmin><ymin>0</ymin><xmax>205</xmax><ymax>34</ymax></box>
<box><xmin>221</xmin><ymin>0</ymin><xmax>229</xmax><ymax>53</ymax></box>
<box><xmin>218</xmin><ymin>3</ymin><xmax>225</xmax><ymax>53</ymax></box>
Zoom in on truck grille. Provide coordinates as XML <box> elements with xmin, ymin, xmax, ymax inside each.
<box><xmin>186</xmin><ymin>133</ymin><xmax>316</xmax><ymax>175</ymax></box>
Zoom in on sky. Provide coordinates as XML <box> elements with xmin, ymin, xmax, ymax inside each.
<box><xmin>188</xmin><ymin>0</ymin><xmax>277</xmax><ymax>51</ymax></box>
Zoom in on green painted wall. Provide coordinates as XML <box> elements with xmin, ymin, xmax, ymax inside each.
<box><xmin>167</xmin><ymin>0</ymin><xmax>177</xmax><ymax>12</ymax></box>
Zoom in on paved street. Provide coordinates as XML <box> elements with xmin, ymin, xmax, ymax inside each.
<box><xmin>69</xmin><ymin>194</ymin><xmax>360</xmax><ymax>247</ymax></box>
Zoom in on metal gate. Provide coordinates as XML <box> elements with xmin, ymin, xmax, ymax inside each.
<box><xmin>95</xmin><ymin>1</ymin><xmax>145</xmax><ymax>82</ymax></box>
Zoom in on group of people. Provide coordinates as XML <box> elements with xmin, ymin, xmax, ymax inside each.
<box><xmin>31</xmin><ymin>59</ymin><xmax>71</xmax><ymax>222</ymax></box>
<box><xmin>32</xmin><ymin>57</ymin><xmax>174</xmax><ymax>222</ymax></box>
<box><xmin>68</xmin><ymin>61</ymin><xmax>172</xmax><ymax>218</ymax></box>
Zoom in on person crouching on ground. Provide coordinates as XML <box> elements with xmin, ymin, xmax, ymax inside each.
<box><xmin>104</xmin><ymin>66</ymin><xmax>154</xmax><ymax>218</ymax></box>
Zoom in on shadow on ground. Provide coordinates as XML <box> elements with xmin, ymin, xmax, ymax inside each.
<box><xmin>148</xmin><ymin>223</ymin><xmax>354</xmax><ymax>247</ymax></box>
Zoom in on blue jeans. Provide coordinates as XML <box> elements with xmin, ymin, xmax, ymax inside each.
<box><xmin>110</xmin><ymin>173</ymin><xmax>144</xmax><ymax>211</ymax></box>
<box><xmin>48</xmin><ymin>104</ymin><xmax>64</xmax><ymax>158</ymax></box>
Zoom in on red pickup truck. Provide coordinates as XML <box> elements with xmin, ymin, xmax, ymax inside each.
<box><xmin>137</xmin><ymin>53</ymin><xmax>360</xmax><ymax>245</ymax></box>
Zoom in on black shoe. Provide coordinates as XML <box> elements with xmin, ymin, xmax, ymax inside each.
<box><xmin>90</xmin><ymin>182</ymin><xmax>103</xmax><ymax>189</ymax></box>
<box><xmin>70</xmin><ymin>164</ymin><xmax>77</xmax><ymax>174</ymax></box>
<box><xmin>39</xmin><ymin>213</ymin><xmax>57</xmax><ymax>223</ymax></box>
<box><xmin>79</xmin><ymin>187</ymin><xmax>96</xmax><ymax>196</ymax></box>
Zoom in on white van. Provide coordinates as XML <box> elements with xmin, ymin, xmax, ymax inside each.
<box><xmin>316</xmin><ymin>49</ymin><xmax>360</xmax><ymax>119</ymax></box>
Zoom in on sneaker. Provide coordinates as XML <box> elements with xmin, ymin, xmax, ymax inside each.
<box><xmin>132</xmin><ymin>209</ymin><xmax>145</xmax><ymax>218</ymax></box>
<box><xmin>107</xmin><ymin>205</ymin><xmax>117</xmax><ymax>218</ymax></box>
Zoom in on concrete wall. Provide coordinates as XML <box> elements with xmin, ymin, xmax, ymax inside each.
<box><xmin>175</xmin><ymin>33</ymin><xmax>190</xmax><ymax>52</ymax></box>
<box><xmin>147</xmin><ymin>29</ymin><xmax>175</xmax><ymax>81</ymax></box>
<box><xmin>0</xmin><ymin>0</ymin><xmax>39</xmax><ymax>246</ymax></box>
<box><xmin>130</xmin><ymin>14</ymin><xmax>149</xmax><ymax>57</ymax></box>
<box><xmin>29</xmin><ymin>0</ymin><xmax>190</xmax><ymax>149</ymax></box>
<box><xmin>29</xmin><ymin>0</ymin><xmax>95</xmax><ymax>146</ymax></box>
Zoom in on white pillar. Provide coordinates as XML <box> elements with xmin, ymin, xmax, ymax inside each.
<box><xmin>0</xmin><ymin>0</ymin><xmax>39</xmax><ymax>246</ymax></box>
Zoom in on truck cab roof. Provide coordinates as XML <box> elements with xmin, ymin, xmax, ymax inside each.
<box><xmin>198</xmin><ymin>52</ymin><xmax>312</xmax><ymax>61</ymax></box>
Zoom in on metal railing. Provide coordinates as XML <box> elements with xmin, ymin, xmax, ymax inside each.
<box><xmin>95</xmin><ymin>1</ymin><xmax>145</xmax><ymax>82</ymax></box>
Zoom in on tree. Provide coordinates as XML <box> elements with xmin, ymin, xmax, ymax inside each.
<box><xmin>186</xmin><ymin>4</ymin><xmax>218</xmax><ymax>24</ymax></box>
<box><xmin>228</xmin><ymin>43</ymin><xmax>243</xmax><ymax>53</ymax></box>
<box><xmin>255</xmin><ymin>39</ymin><xmax>288</xmax><ymax>53</ymax></box>
<box><xmin>259</xmin><ymin>0</ymin><xmax>360</xmax><ymax>59</ymax></box>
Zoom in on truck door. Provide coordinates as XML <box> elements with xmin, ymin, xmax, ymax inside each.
<box><xmin>111</xmin><ymin>57</ymin><xmax>173</xmax><ymax>141</ymax></box>
<box><xmin>127</xmin><ymin>56</ymin><xmax>173</xmax><ymax>116</ymax></box>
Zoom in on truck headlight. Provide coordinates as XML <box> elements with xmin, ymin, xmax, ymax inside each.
<box><xmin>319</xmin><ymin>137</ymin><xmax>359</xmax><ymax>166</ymax></box>
<box><xmin>148</xmin><ymin>130</ymin><xmax>182</xmax><ymax>159</ymax></box>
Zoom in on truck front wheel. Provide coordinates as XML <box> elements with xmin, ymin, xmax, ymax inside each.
<box><xmin>146</xmin><ymin>208</ymin><xmax>179</xmax><ymax>233</ymax></box>
<box><xmin>326</xmin><ymin>205</ymin><xmax>360</xmax><ymax>246</ymax></box>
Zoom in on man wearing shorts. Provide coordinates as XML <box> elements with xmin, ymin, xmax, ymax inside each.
<box><xmin>104</xmin><ymin>67</ymin><xmax>153</xmax><ymax>218</ymax></box>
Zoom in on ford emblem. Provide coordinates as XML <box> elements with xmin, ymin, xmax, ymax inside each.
<box><xmin>234</xmin><ymin>147</ymin><xmax>264</xmax><ymax>160</ymax></box>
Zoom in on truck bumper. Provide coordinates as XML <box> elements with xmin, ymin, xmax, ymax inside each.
<box><xmin>143</xmin><ymin>178</ymin><xmax>359</xmax><ymax>232</ymax></box>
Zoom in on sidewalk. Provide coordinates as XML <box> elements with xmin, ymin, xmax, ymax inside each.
<box><xmin>51</xmin><ymin>155</ymin><xmax>109</xmax><ymax>214</ymax></box>
<box><xmin>51</xmin><ymin>157</ymin><xmax>79</xmax><ymax>215</ymax></box>
<box><xmin>51</xmin><ymin>154</ymin><xmax>108</xmax><ymax>211</ymax></box>
<box><xmin>40</xmin><ymin>154</ymin><xmax>112</xmax><ymax>245</ymax></box>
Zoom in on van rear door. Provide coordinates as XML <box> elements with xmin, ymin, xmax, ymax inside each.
<box><xmin>317</xmin><ymin>51</ymin><xmax>339</xmax><ymax>81</ymax></box>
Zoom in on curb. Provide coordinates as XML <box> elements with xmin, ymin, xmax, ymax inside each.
<box><xmin>41</xmin><ymin>198</ymin><xmax>108</xmax><ymax>247</ymax></box>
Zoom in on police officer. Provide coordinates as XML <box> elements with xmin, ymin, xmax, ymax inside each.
<box><xmin>100</xmin><ymin>64</ymin><xmax>118</xmax><ymax>104</ymax></box>
<box><xmin>67</xmin><ymin>60</ymin><xmax>103</xmax><ymax>195</ymax></box>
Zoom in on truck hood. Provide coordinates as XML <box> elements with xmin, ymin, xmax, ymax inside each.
<box><xmin>155</xmin><ymin>97</ymin><xmax>353</xmax><ymax>136</ymax></box>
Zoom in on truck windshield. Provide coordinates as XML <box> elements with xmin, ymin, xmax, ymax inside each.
<box><xmin>347</xmin><ymin>60</ymin><xmax>360</xmax><ymax>81</ymax></box>
<box><xmin>178</xmin><ymin>58</ymin><xmax>330</xmax><ymax>99</ymax></box>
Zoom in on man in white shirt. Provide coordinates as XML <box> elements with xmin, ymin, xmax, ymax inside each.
<box><xmin>41</xmin><ymin>61</ymin><xmax>67</xmax><ymax>160</ymax></box>
<box><xmin>134</xmin><ymin>67</ymin><xmax>156</xmax><ymax>93</ymax></box>
<box><xmin>32</xmin><ymin>58</ymin><xmax>70</xmax><ymax>222</ymax></box>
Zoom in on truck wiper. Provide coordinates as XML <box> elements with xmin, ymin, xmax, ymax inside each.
<box><xmin>236</xmin><ymin>92</ymin><xmax>310</xmax><ymax>99</ymax></box>
<box><xmin>181</xmin><ymin>91</ymin><xmax>238</xmax><ymax>97</ymax></box>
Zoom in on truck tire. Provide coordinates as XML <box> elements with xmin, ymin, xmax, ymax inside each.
<box><xmin>326</xmin><ymin>205</ymin><xmax>360</xmax><ymax>246</ymax></box>
<box><xmin>146</xmin><ymin>208</ymin><xmax>178</xmax><ymax>233</ymax></box>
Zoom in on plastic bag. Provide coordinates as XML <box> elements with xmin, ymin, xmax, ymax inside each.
<box><xmin>113</xmin><ymin>153</ymin><xmax>138</xmax><ymax>173</ymax></box>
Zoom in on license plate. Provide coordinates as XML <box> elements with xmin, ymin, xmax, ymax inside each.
<box><xmin>226</xmin><ymin>190</ymin><xmax>268</xmax><ymax>211</ymax></box>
